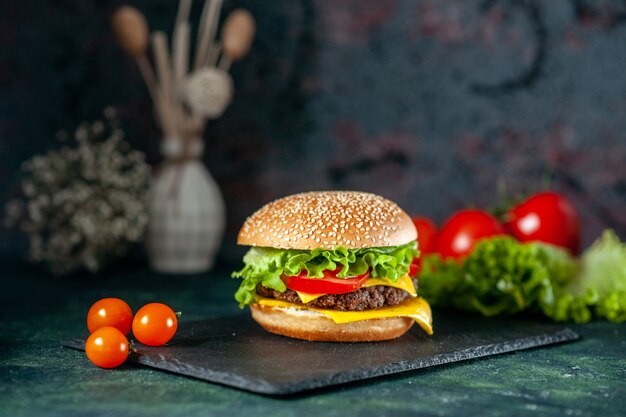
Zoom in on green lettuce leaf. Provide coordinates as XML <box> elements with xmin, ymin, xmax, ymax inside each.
<box><xmin>419</xmin><ymin>237</ymin><xmax>576</xmax><ymax>317</ymax></box>
<box><xmin>542</xmin><ymin>230</ymin><xmax>626</xmax><ymax>323</ymax></box>
<box><xmin>419</xmin><ymin>230</ymin><xmax>626</xmax><ymax>323</ymax></box>
<box><xmin>232</xmin><ymin>241</ymin><xmax>418</xmax><ymax>307</ymax></box>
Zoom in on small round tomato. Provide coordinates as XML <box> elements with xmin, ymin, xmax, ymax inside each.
<box><xmin>437</xmin><ymin>209</ymin><xmax>504</xmax><ymax>259</ymax></box>
<box><xmin>504</xmin><ymin>191</ymin><xmax>581</xmax><ymax>255</ymax></box>
<box><xmin>412</xmin><ymin>216</ymin><xmax>438</xmax><ymax>254</ymax></box>
<box><xmin>85</xmin><ymin>326</ymin><xmax>129</xmax><ymax>369</ymax></box>
<box><xmin>132</xmin><ymin>303</ymin><xmax>178</xmax><ymax>346</ymax></box>
<box><xmin>87</xmin><ymin>298</ymin><xmax>133</xmax><ymax>335</ymax></box>
<box><xmin>283</xmin><ymin>268</ymin><xmax>370</xmax><ymax>294</ymax></box>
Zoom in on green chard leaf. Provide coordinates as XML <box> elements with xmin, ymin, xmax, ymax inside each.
<box><xmin>232</xmin><ymin>241</ymin><xmax>418</xmax><ymax>307</ymax></box>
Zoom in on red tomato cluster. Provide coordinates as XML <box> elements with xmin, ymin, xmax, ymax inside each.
<box><xmin>85</xmin><ymin>298</ymin><xmax>179</xmax><ymax>369</ymax></box>
<box><xmin>412</xmin><ymin>191</ymin><xmax>581</xmax><ymax>263</ymax></box>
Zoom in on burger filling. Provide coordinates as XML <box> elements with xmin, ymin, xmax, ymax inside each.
<box><xmin>255</xmin><ymin>276</ymin><xmax>418</xmax><ymax>311</ymax></box>
<box><xmin>232</xmin><ymin>242</ymin><xmax>419</xmax><ymax>309</ymax></box>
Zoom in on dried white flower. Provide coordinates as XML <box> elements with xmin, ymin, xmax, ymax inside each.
<box><xmin>4</xmin><ymin>110</ymin><xmax>151</xmax><ymax>275</ymax></box>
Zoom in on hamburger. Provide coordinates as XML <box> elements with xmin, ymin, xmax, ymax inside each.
<box><xmin>232</xmin><ymin>191</ymin><xmax>433</xmax><ymax>342</ymax></box>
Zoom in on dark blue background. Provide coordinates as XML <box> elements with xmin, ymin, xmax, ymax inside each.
<box><xmin>1</xmin><ymin>0</ymin><xmax>625</xmax><ymax>262</ymax></box>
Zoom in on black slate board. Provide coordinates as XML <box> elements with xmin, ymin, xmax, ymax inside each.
<box><xmin>63</xmin><ymin>310</ymin><xmax>578</xmax><ymax>395</ymax></box>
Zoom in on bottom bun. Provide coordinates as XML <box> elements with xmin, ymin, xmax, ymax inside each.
<box><xmin>250</xmin><ymin>303</ymin><xmax>414</xmax><ymax>342</ymax></box>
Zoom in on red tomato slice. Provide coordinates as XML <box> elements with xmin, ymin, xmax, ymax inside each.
<box><xmin>283</xmin><ymin>268</ymin><xmax>369</xmax><ymax>294</ymax></box>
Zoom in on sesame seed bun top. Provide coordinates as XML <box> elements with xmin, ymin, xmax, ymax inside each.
<box><xmin>237</xmin><ymin>191</ymin><xmax>417</xmax><ymax>250</ymax></box>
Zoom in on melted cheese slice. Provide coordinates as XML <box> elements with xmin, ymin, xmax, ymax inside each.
<box><xmin>295</xmin><ymin>275</ymin><xmax>416</xmax><ymax>303</ymax></box>
<box><xmin>295</xmin><ymin>291</ymin><xmax>327</xmax><ymax>303</ymax></box>
<box><xmin>256</xmin><ymin>295</ymin><xmax>433</xmax><ymax>335</ymax></box>
<box><xmin>364</xmin><ymin>275</ymin><xmax>417</xmax><ymax>296</ymax></box>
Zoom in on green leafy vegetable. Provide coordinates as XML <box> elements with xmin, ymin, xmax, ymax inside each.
<box><xmin>419</xmin><ymin>236</ymin><xmax>576</xmax><ymax>317</ymax></box>
<box><xmin>542</xmin><ymin>230</ymin><xmax>626</xmax><ymax>323</ymax></box>
<box><xmin>232</xmin><ymin>242</ymin><xmax>418</xmax><ymax>307</ymax></box>
<box><xmin>419</xmin><ymin>230</ymin><xmax>626</xmax><ymax>323</ymax></box>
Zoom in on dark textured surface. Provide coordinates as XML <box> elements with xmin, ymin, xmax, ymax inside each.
<box><xmin>1</xmin><ymin>1</ymin><xmax>626</xmax><ymax>260</ymax></box>
<box><xmin>2</xmin><ymin>260</ymin><xmax>625</xmax><ymax>416</ymax></box>
<box><xmin>63</xmin><ymin>312</ymin><xmax>578</xmax><ymax>395</ymax></box>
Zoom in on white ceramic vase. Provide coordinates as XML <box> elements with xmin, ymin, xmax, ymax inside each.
<box><xmin>146</xmin><ymin>139</ymin><xmax>225</xmax><ymax>273</ymax></box>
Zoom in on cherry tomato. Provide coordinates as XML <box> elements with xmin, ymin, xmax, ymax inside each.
<box><xmin>87</xmin><ymin>298</ymin><xmax>133</xmax><ymax>335</ymax></box>
<box><xmin>504</xmin><ymin>191</ymin><xmax>581</xmax><ymax>255</ymax></box>
<box><xmin>412</xmin><ymin>216</ymin><xmax>438</xmax><ymax>254</ymax></box>
<box><xmin>132</xmin><ymin>303</ymin><xmax>178</xmax><ymax>346</ymax></box>
<box><xmin>437</xmin><ymin>209</ymin><xmax>504</xmax><ymax>259</ymax></box>
<box><xmin>282</xmin><ymin>267</ymin><xmax>370</xmax><ymax>294</ymax></box>
<box><xmin>85</xmin><ymin>326</ymin><xmax>129</xmax><ymax>369</ymax></box>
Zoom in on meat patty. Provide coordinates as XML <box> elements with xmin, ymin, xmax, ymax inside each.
<box><xmin>255</xmin><ymin>277</ymin><xmax>418</xmax><ymax>312</ymax></box>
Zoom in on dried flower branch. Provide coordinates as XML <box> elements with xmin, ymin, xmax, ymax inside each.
<box><xmin>4</xmin><ymin>108</ymin><xmax>151</xmax><ymax>274</ymax></box>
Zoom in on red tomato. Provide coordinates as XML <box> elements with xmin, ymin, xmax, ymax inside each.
<box><xmin>85</xmin><ymin>327</ymin><xmax>129</xmax><ymax>369</ymax></box>
<box><xmin>504</xmin><ymin>191</ymin><xmax>581</xmax><ymax>255</ymax></box>
<box><xmin>412</xmin><ymin>216</ymin><xmax>438</xmax><ymax>254</ymax></box>
<box><xmin>132</xmin><ymin>303</ymin><xmax>179</xmax><ymax>346</ymax></box>
<box><xmin>408</xmin><ymin>259</ymin><xmax>420</xmax><ymax>277</ymax></box>
<box><xmin>437</xmin><ymin>210</ymin><xmax>505</xmax><ymax>259</ymax></box>
<box><xmin>87</xmin><ymin>298</ymin><xmax>133</xmax><ymax>335</ymax></box>
<box><xmin>282</xmin><ymin>268</ymin><xmax>369</xmax><ymax>294</ymax></box>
